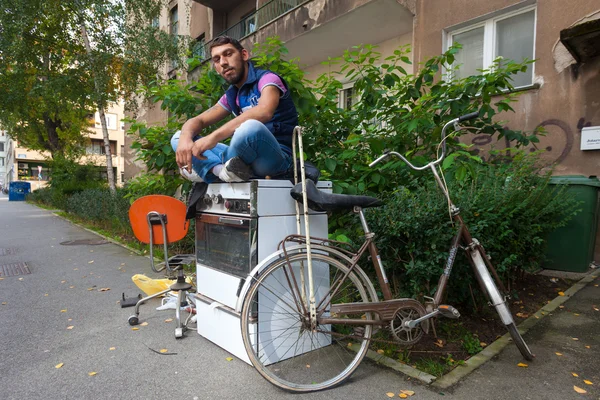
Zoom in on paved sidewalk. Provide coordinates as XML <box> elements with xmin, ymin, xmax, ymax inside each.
<box><xmin>0</xmin><ymin>194</ymin><xmax>598</xmax><ymax>399</ymax></box>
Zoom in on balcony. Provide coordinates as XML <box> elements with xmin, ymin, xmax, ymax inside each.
<box><xmin>192</xmin><ymin>0</ymin><xmax>247</xmax><ymax>13</ymax></box>
<box><xmin>191</xmin><ymin>0</ymin><xmax>414</xmax><ymax>75</ymax></box>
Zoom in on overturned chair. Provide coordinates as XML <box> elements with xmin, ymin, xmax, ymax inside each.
<box><xmin>127</xmin><ymin>195</ymin><xmax>196</xmax><ymax>338</ymax></box>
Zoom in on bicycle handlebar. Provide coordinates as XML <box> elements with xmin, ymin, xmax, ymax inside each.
<box><xmin>369</xmin><ymin>111</ymin><xmax>479</xmax><ymax>171</ymax></box>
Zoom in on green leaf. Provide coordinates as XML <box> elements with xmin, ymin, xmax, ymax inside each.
<box><xmin>325</xmin><ymin>158</ymin><xmax>337</xmax><ymax>172</ymax></box>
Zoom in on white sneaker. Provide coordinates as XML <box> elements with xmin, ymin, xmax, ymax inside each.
<box><xmin>218</xmin><ymin>157</ymin><xmax>252</xmax><ymax>182</ymax></box>
<box><xmin>179</xmin><ymin>167</ymin><xmax>204</xmax><ymax>183</ymax></box>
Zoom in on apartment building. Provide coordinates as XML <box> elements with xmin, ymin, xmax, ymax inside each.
<box><xmin>3</xmin><ymin>102</ymin><xmax>127</xmax><ymax>190</ymax></box>
<box><xmin>0</xmin><ymin>130</ymin><xmax>7</xmax><ymax>190</ymax></box>
<box><xmin>135</xmin><ymin>0</ymin><xmax>598</xmax><ymax>176</ymax></box>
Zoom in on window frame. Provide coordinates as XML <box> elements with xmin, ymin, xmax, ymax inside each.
<box><xmin>444</xmin><ymin>5</ymin><xmax>537</xmax><ymax>87</ymax></box>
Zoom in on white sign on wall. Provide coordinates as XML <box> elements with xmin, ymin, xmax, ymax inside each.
<box><xmin>581</xmin><ymin>126</ymin><xmax>600</xmax><ymax>151</ymax></box>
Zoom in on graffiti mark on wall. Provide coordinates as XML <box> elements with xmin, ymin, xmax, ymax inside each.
<box><xmin>466</xmin><ymin>117</ymin><xmax>593</xmax><ymax>165</ymax></box>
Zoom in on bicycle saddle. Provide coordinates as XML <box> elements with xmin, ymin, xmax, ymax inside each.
<box><xmin>290</xmin><ymin>180</ymin><xmax>383</xmax><ymax>212</ymax></box>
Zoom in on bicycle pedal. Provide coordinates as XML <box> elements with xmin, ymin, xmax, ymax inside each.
<box><xmin>437</xmin><ymin>305</ymin><xmax>460</xmax><ymax>319</ymax></box>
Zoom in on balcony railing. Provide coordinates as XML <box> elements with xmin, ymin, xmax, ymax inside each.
<box><xmin>197</xmin><ymin>0</ymin><xmax>310</xmax><ymax>61</ymax></box>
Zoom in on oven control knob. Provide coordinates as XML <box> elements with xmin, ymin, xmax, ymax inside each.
<box><xmin>202</xmin><ymin>194</ymin><xmax>212</xmax><ymax>206</ymax></box>
<box><xmin>224</xmin><ymin>200</ymin><xmax>231</xmax><ymax>210</ymax></box>
<box><xmin>211</xmin><ymin>194</ymin><xmax>224</xmax><ymax>204</ymax></box>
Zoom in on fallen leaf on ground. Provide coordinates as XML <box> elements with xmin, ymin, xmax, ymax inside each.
<box><xmin>1</xmin><ymin>302</ymin><xmax>6</xmax><ymax>305</ymax></box>
<box><xmin>549</xmin><ymin>278</ymin><xmax>558</xmax><ymax>283</ymax></box>
<box><xmin>109</xmin><ymin>347</ymin><xmax>116</xmax><ymax>351</ymax></box>
<box><xmin>516</xmin><ymin>312</ymin><xmax>529</xmax><ymax>318</ymax></box>
<box><xmin>73</xmin><ymin>268</ymin><xmax>78</xmax><ymax>271</ymax></box>
<box><xmin>434</xmin><ymin>339</ymin><xmax>444</xmax><ymax>348</ymax></box>
<box><xmin>131</xmin><ymin>327</ymin><xmax>139</xmax><ymax>331</ymax></box>
<box><xmin>480</xmin><ymin>342</ymin><xmax>487</xmax><ymax>347</ymax></box>
<box><xmin>66</xmin><ymin>326</ymin><xmax>74</xmax><ymax>330</ymax></box>
<box><xmin>572</xmin><ymin>372</ymin><xmax>579</xmax><ymax>377</ymax></box>
<box><xmin>386</xmin><ymin>393</ymin><xmax>394</xmax><ymax>398</ymax></box>
<box><xmin>226</xmin><ymin>357</ymin><xmax>233</xmax><ymax>361</ymax></box>
<box><xmin>69</xmin><ymin>286</ymin><xmax>74</xmax><ymax>289</ymax></box>
<box><xmin>60</xmin><ymin>309</ymin><xmax>67</xmax><ymax>313</ymax></box>
<box><xmin>573</xmin><ymin>386</ymin><xmax>586</xmax><ymax>394</ymax></box>
<box><xmin>88</xmin><ymin>372</ymin><xmax>97</xmax><ymax>376</ymax></box>
<box><xmin>559</xmin><ymin>305</ymin><xmax>565</xmax><ymax>309</ymax></box>
<box><xmin>88</xmin><ymin>261</ymin><xmax>94</xmax><ymax>264</ymax></box>
<box><xmin>583</xmin><ymin>380</ymin><xmax>593</xmax><ymax>385</ymax></box>
<box><xmin>98</xmin><ymin>288</ymin><xmax>110</xmax><ymax>292</ymax></box>
<box><xmin>55</xmin><ymin>363</ymin><xmax>64</xmax><ymax>369</ymax></box>
<box><xmin>87</xmin><ymin>288</ymin><xmax>94</xmax><ymax>291</ymax></box>
<box><xmin>399</xmin><ymin>394</ymin><xmax>408</xmax><ymax>399</ymax></box>
<box><xmin>400</xmin><ymin>390</ymin><xmax>415</xmax><ymax>396</ymax></box>
<box><xmin>61</xmin><ymin>280</ymin><xmax>66</xmax><ymax>284</ymax></box>
<box><xmin>574</xmin><ymin>313</ymin><xmax>580</xmax><ymax>316</ymax></box>
<box><xmin>572</xmin><ymin>338</ymin><xmax>579</xmax><ymax>341</ymax></box>
<box><xmin>44</xmin><ymin>294</ymin><xmax>48</xmax><ymax>297</ymax></box>
<box><xmin>90</xmin><ymin>250</ymin><xmax>94</xmax><ymax>253</ymax></box>
<box><xmin>593</xmin><ymin>307</ymin><xmax>599</xmax><ymax>312</ymax></box>
<box><xmin>164</xmin><ymin>318</ymin><xmax>173</xmax><ymax>323</ymax></box>
<box><xmin>517</xmin><ymin>363</ymin><xmax>528</xmax><ymax>368</ymax></box>
<box><xmin>377</xmin><ymin>349</ymin><xmax>385</xmax><ymax>355</ymax></box>
<box><xmin>159</xmin><ymin>349</ymin><xmax>168</xmax><ymax>353</ymax></box>
<box><xmin>306</xmin><ymin>364</ymin><xmax>310</xmax><ymax>368</ymax></box>
<box><xmin>558</xmin><ymin>292</ymin><xmax>565</xmax><ymax>296</ymax></box>
<box><xmin>18</xmin><ymin>277</ymin><xmax>24</xmax><ymax>281</ymax></box>
<box><xmin>585</xmin><ymin>345</ymin><xmax>590</xmax><ymax>349</ymax></box>
<box><xmin>555</xmin><ymin>352</ymin><xmax>562</xmax><ymax>356</ymax></box>
<box><xmin>140</xmin><ymin>322</ymin><xmax>148</xmax><ymax>326</ymax></box>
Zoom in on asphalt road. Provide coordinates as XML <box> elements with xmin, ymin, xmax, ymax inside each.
<box><xmin>1</xmin><ymin>193</ymin><xmax>598</xmax><ymax>400</ymax></box>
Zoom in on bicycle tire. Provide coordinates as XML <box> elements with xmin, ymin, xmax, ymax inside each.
<box><xmin>469</xmin><ymin>249</ymin><xmax>534</xmax><ymax>361</ymax></box>
<box><xmin>240</xmin><ymin>252</ymin><xmax>377</xmax><ymax>392</ymax></box>
<box><xmin>507</xmin><ymin>323</ymin><xmax>534</xmax><ymax>361</ymax></box>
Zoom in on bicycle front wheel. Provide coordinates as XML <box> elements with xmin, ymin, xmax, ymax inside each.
<box><xmin>240</xmin><ymin>252</ymin><xmax>376</xmax><ymax>392</ymax></box>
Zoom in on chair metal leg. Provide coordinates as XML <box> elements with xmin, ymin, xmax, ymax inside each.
<box><xmin>174</xmin><ymin>288</ymin><xmax>187</xmax><ymax>338</ymax></box>
<box><xmin>128</xmin><ymin>287</ymin><xmax>172</xmax><ymax>326</ymax></box>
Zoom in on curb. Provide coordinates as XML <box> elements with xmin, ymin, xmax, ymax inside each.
<box><xmin>431</xmin><ymin>268</ymin><xmax>600</xmax><ymax>389</ymax></box>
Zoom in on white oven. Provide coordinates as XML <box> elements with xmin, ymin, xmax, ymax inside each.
<box><xmin>194</xmin><ymin>179</ymin><xmax>330</xmax><ymax>363</ymax></box>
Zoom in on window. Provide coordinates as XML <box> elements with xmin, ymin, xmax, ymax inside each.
<box><xmin>240</xmin><ymin>10</ymin><xmax>257</xmax><ymax>38</ymax></box>
<box><xmin>192</xmin><ymin>34</ymin><xmax>207</xmax><ymax>60</ymax></box>
<box><xmin>0</xmin><ymin>142</ymin><xmax>4</xmax><ymax>152</ymax></box>
<box><xmin>339</xmin><ymin>86</ymin><xmax>356</xmax><ymax>110</ymax></box>
<box><xmin>151</xmin><ymin>16</ymin><xmax>159</xmax><ymax>29</ymax></box>
<box><xmin>170</xmin><ymin>6</ymin><xmax>179</xmax><ymax>70</ymax></box>
<box><xmin>94</xmin><ymin>112</ymin><xmax>118</xmax><ymax>130</ymax></box>
<box><xmin>447</xmin><ymin>7</ymin><xmax>536</xmax><ymax>87</ymax></box>
<box><xmin>86</xmin><ymin>139</ymin><xmax>117</xmax><ymax>155</ymax></box>
<box><xmin>0</xmin><ymin>157</ymin><xmax>4</xmax><ymax>167</ymax></box>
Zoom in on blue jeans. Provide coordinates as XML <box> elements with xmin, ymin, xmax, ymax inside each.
<box><xmin>171</xmin><ymin>119</ymin><xmax>292</xmax><ymax>183</ymax></box>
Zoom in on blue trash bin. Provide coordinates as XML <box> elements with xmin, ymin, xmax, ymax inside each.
<box><xmin>8</xmin><ymin>182</ymin><xmax>32</xmax><ymax>201</ymax></box>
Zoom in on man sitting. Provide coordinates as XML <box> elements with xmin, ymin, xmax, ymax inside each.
<box><xmin>172</xmin><ymin>36</ymin><xmax>298</xmax><ymax>183</ymax></box>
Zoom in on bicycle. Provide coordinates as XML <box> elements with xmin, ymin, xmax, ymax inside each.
<box><xmin>238</xmin><ymin>112</ymin><xmax>534</xmax><ymax>392</ymax></box>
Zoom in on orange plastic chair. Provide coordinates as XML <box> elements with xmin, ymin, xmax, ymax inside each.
<box><xmin>127</xmin><ymin>195</ymin><xmax>195</xmax><ymax>338</ymax></box>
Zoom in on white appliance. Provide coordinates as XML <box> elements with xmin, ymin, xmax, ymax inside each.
<box><xmin>194</xmin><ymin>179</ymin><xmax>330</xmax><ymax>363</ymax></box>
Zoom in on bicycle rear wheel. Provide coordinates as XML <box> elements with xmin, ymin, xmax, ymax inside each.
<box><xmin>469</xmin><ymin>249</ymin><xmax>534</xmax><ymax>361</ymax></box>
<box><xmin>240</xmin><ymin>252</ymin><xmax>377</xmax><ymax>392</ymax></box>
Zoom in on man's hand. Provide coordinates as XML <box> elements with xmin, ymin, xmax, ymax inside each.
<box><xmin>192</xmin><ymin>136</ymin><xmax>219</xmax><ymax>160</ymax></box>
<box><xmin>176</xmin><ymin>136</ymin><xmax>195</xmax><ymax>172</ymax></box>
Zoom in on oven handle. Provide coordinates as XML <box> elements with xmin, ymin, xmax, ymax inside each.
<box><xmin>218</xmin><ymin>216</ymin><xmax>249</xmax><ymax>226</ymax></box>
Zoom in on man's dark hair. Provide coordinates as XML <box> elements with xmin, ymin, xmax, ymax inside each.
<box><xmin>209</xmin><ymin>36</ymin><xmax>244</xmax><ymax>53</ymax></box>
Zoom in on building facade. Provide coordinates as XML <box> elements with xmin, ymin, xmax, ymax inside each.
<box><xmin>0</xmin><ymin>129</ymin><xmax>7</xmax><ymax>190</ymax></box>
<box><xmin>134</xmin><ymin>0</ymin><xmax>599</xmax><ymax>258</ymax></box>
<box><xmin>3</xmin><ymin>102</ymin><xmax>127</xmax><ymax>190</ymax></box>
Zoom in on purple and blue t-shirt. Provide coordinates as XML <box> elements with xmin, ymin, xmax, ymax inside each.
<box><xmin>217</xmin><ymin>72</ymin><xmax>287</xmax><ymax>114</ymax></box>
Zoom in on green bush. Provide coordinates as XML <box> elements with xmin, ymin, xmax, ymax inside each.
<box><xmin>66</xmin><ymin>188</ymin><xmax>132</xmax><ymax>235</ymax></box>
<box><xmin>365</xmin><ymin>153</ymin><xmax>580</xmax><ymax>306</ymax></box>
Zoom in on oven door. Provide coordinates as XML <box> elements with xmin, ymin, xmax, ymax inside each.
<box><xmin>195</xmin><ymin>213</ymin><xmax>257</xmax><ymax>278</ymax></box>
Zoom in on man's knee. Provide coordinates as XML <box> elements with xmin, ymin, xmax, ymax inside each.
<box><xmin>234</xmin><ymin>119</ymin><xmax>269</xmax><ymax>140</ymax></box>
<box><xmin>170</xmin><ymin>130</ymin><xmax>181</xmax><ymax>151</ymax></box>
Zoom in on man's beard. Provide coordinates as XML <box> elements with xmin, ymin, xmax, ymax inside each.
<box><xmin>223</xmin><ymin>63</ymin><xmax>246</xmax><ymax>85</ymax></box>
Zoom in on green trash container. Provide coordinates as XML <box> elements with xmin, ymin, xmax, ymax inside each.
<box><xmin>545</xmin><ymin>175</ymin><xmax>600</xmax><ymax>272</ymax></box>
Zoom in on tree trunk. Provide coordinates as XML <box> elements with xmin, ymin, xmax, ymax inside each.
<box><xmin>80</xmin><ymin>22</ymin><xmax>116</xmax><ymax>193</ymax></box>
